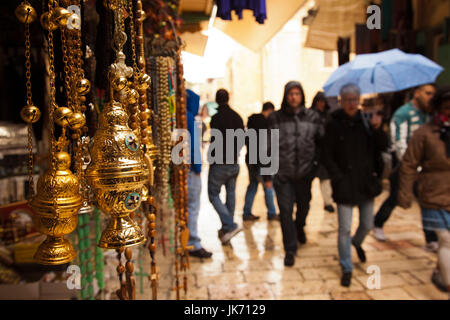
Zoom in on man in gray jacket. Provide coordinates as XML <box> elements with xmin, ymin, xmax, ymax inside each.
<box><xmin>263</xmin><ymin>81</ymin><xmax>323</xmax><ymax>266</ymax></box>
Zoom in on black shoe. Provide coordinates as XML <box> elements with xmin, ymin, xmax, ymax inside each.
<box><xmin>284</xmin><ymin>253</ymin><xmax>295</xmax><ymax>267</ymax></box>
<box><xmin>243</xmin><ymin>214</ymin><xmax>260</xmax><ymax>221</ymax></box>
<box><xmin>324</xmin><ymin>205</ymin><xmax>335</xmax><ymax>213</ymax></box>
<box><xmin>341</xmin><ymin>272</ymin><xmax>352</xmax><ymax>287</ymax></box>
<box><xmin>268</xmin><ymin>215</ymin><xmax>280</xmax><ymax>221</ymax></box>
<box><xmin>431</xmin><ymin>269</ymin><xmax>449</xmax><ymax>293</ymax></box>
<box><xmin>297</xmin><ymin>228</ymin><xmax>307</xmax><ymax>244</ymax></box>
<box><xmin>189</xmin><ymin>248</ymin><xmax>213</xmax><ymax>259</ymax></box>
<box><xmin>352</xmin><ymin>242</ymin><xmax>367</xmax><ymax>263</ymax></box>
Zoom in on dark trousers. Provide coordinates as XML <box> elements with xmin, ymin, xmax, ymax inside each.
<box><xmin>273</xmin><ymin>175</ymin><xmax>314</xmax><ymax>254</ymax></box>
<box><xmin>374</xmin><ymin>169</ymin><xmax>438</xmax><ymax>243</ymax></box>
<box><xmin>374</xmin><ymin>169</ymin><xmax>399</xmax><ymax>228</ymax></box>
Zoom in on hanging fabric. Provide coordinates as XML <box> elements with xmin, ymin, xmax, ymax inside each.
<box><xmin>216</xmin><ymin>0</ymin><xmax>267</xmax><ymax>24</ymax></box>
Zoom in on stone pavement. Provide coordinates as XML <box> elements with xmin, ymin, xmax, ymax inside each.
<box><xmin>132</xmin><ymin>163</ymin><xmax>448</xmax><ymax>300</ymax></box>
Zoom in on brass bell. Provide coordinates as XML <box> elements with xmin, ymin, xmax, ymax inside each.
<box><xmin>20</xmin><ymin>105</ymin><xmax>41</xmax><ymax>123</ymax></box>
<box><xmin>54</xmin><ymin>107</ymin><xmax>73</xmax><ymax>127</ymax></box>
<box><xmin>51</xmin><ymin>7</ymin><xmax>72</xmax><ymax>28</ymax></box>
<box><xmin>15</xmin><ymin>2</ymin><xmax>37</xmax><ymax>24</ymax></box>
<box><xmin>40</xmin><ymin>12</ymin><xmax>58</xmax><ymax>31</ymax></box>
<box><xmin>76</xmin><ymin>78</ymin><xmax>91</xmax><ymax>95</ymax></box>
<box><xmin>31</xmin><ymin>151</ymin><xmax>81</xmax><ymax>265</ymax></box>
<box><xmin>112</xmin><ymin>76</ymin><xmax>128</xmax><ymax>92</ymax></box>
<box><xmin>127</xmin><ymin>88</ymin><xmax>139</xmax><ymax>105</ymax></box>
<box><xmin>68</xmin><ymin>112</ymin><xmax>86</xmax><ymax>130</ymax></box>
<box><xmin>136</xmin><ymin>73</ymin><xmax>151</xmax><ymax>91</ymax></box>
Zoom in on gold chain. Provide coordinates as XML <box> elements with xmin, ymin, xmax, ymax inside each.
<box><xmin>74</xmin><ymin>1</ymin><xmax>85</xmax><ymax>192</ymax></box>
<box><xmin>47</xmin><ymin>0</ymin><xmax>59</xmax><ymax>216</ymax></box>
<box><xmin>60</xmin><ymin>29</ymin><xmax>73</xmax><ymax>109</ymax></box>
<box><xmin>24</xmin><ymin>20</ymin><xmax>35</xmax><ymax>198</ymax></box>
<box><xmin>127</xmin><ymin>0</ymin><xmax>139</xmax><ymax>77</ymax></box>
<box><xmin>25</xmin><ymin>23</ymin><xmax>33</xmax><ymax>106</ymax></box>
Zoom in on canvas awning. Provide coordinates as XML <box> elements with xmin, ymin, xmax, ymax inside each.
<box><xmin>180</xmin><ymin>0</ymin><xmax>213</xmax><ymax>14</ymax></box>
<box><xmin>213</xmin><ymin>0</ymin><xmax>309</xmax><ymax>52</ymax></box>
<box><xmin>304</xmin><ymin>0</ymin><xmax>367</xmax><ymax>52</ymax></box>
<box><xmin>179</xmin><ymin>0</ymin><xmax>214</xmax><ymax>56</ymax></box>
<box><xmin>180</xmin><ymin>28</ymin><xmax>209</xmax><ymax>56</ymax></box>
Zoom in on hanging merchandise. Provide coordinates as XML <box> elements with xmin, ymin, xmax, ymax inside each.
<box><xmin>143</xmin><ymin>0</ymin><xmax>193</xmax><ymax>300</ymax></box>
<box><xmin>86</xmin><ymin>1</ymin><xmax>147</xmax><ymax>250</ymax></box>
<box><xmin>15</xmin><ymin>1</ymin><xmax>40</xmax><ymax>201</ymax></box>
<box><xmin>216</xmin><ymin>0</ymin><xmax>267</xmax><ymax>24</ymax></box>
<box><xmin>155</xmin><ymin>56</ymin><xmax>172</xmax><ymax>207</ymax></box>
<box><xmin>26</xmin><ymin>0</ymin><xmax>90</xmax><ymax>265</ymax></box>
<box><xmin>134</xmin><ymin>0</ymin><xmax>159</xmax><ymax>299</ymax></box>
<box><xmin>170</xmin><ymin>47</ymin><xmax>191</xmax><ymax>300</ymax></box>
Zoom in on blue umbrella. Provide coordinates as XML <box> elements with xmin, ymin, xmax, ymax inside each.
<box><xmin>323</xmin><ymin>48</ymin><xmax>444</xmax><ymax>97</ymax></box>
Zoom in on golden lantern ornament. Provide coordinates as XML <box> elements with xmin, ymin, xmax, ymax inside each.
<box><xmin>15</xmin><ymin>2</ymin><xmax>37</xmax><ymax>24</ymax></box>
<box><xmin>31</xmin><ymin>151</ymin><xmax>81</xmax><ymax>264</ymax></box>
<box><xmin>86</xmin><ymin>22</ymin><xmax>146</xmax><ymax>249</ymax></box>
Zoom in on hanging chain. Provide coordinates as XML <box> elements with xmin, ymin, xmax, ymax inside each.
<box><xmin>25</xmin><ymin>23</ymin><xmax>33</xmax><ymax>107</ymax></box>
<box><xmin>60</xmin><ymin>28</ymin><xmax>73</xmax><ymax>110</ymax></box>
<box><xmin>127</xmin><ymin>0</ymin><xmax>139</xmax><ymax>77</ymax></box>
<box><xmin>24</xmin><ymin>21</ymin><xmax>35</xmax><ymax>198</ymax></box>
<box><xmin>47</xmin><ymin>0</ymin><xmax>61</xmax><ymax>218</ymax></box>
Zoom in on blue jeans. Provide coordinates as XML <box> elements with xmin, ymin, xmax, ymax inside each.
<box><xmin>187</xmin><ymin>171</ymin><xmax>202</xmax><ymax>250</ymax></box>
<box><xmin>337</xmin><ymin>200</ymin><xmax>374</xmax><ymax>273</ymax></box>
<box><xmin>243</xmin><ymin>165</ymin><xmax>277</xmax><ymax>218</ymax></box>
<box><xmin>208</xmin><ymin>164</ymin><xmax>240</xmax><ymax>232</ymax></box>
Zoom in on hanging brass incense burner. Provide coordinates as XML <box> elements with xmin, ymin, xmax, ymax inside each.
<box><xmin>86</xmin><ymin>7</ymin><xmax>146</xmax><ymax>249</ymax></box>
<box><xmin>32</xmin><ymin>150</ymin><xmax>81</xmax><ymax>264</ymax></box>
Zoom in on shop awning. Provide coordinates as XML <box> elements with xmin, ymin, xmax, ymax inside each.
<box><xmin>180</xmin><ymin>29</ymin><xmax>209</xmax><ymax>56</ymax></box>
<box><xmin>212</xmin><ymin>0</ymin><xmax>309</xmax><ymax>52</ymax></box>
<box><xmin>304</xmin><ymin>0</ymin><xmax>367</xmax><ymax>52</ymax></box>
<box><xmin>180</xmin><ymin>0</ymin><xmax>214</xmax><ymax>14</ymax></box>
<box><xmin>179</xmin><ymin>0</ymin><xmax>214</xmax><ymax>56</ymax></box>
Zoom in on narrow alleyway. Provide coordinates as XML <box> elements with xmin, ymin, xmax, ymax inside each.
<box><xmin>134</xmin><ymin>158</ymin><xmax>448</xmax><ymax>300</ymax></box>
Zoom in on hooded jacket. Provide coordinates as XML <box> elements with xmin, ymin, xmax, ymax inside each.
<box><xmin>264</xmin><ymin>81</ymin><xmax>323</xmax><ymax>182</ymax></box>
<box><xmin>186</xmin><ymin>89</ymin><xmax>201</xmax><ymax>173</ymax></box>
<box><xmin>322</xmin><ymin>108</ymin><xmax>388</xmax><ymax>205</ymax></box>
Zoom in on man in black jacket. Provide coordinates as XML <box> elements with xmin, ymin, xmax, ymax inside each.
<box><xmin>323</xmin><ymin>83</ymin><xmax>388</xmax><ymax>287</ymax></box>
<box><xmin>242</xmin><ymin>102</ymin><xmax>278</xmax><ymax>222</ymax></box>
<box><xmin>263</xmin><ymin>81</ymin><xmax>323</xmax><ymax>267</ymax></box>
<box><xmin>208</xmin><ymin>89</ymin><xmax>245</xmax><ymax>244</ymax></box>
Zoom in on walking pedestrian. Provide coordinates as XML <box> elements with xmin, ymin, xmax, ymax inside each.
<box><xmin>398</xmin><ymin>86</ymin><xmax>450</xmax><ymax>297</ymax></box>
<box><xmin>323</xmin><ymin>83</ymin><xmax>388</xmax><ymax>287</ymax></box>
<box><xmin>242</xmin><ymin>102</ymin><xmax>279</xmax><ymax>222</ymax></box>
<box><xmin>263</xmin><ymin>81</ymin><xmax>323</xmax><ymax>266</ymax></box>
<box><xmin>186</xmin><ymin>89</ymin><xmax>212</xmax><ymax>258</ymax></box>
<box><xmin>373</xmin><ymin>84</ymin><xmax>439</xmax><ymax>250</ymax></box>
<box><xmin>208</xmin><ymin>89</ymin><xmax>245</xmax><ymax>245</ymax></box>
<box><xmin>311</xmin><ymin>92</ymin><xmax>335</xmax><ymax>213</ymax></box>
